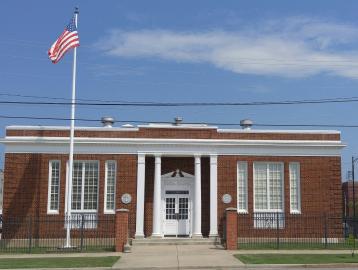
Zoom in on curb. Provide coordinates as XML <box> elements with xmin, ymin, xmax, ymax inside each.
<box><xmin>243</xmin><ymin>263</ymin><xmax>358</xmax><ymax>268</ymax></box>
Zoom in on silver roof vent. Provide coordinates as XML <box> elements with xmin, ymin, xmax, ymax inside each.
<box><xmin>101</xmin><ymin>116</ymin><xmax>115</xmax><ymax>128</ymax></box>
<box><xmin>174</xmin><ymin>116</ymin><xmax>183</xmax><ymax>126</ymax></box>
<box><xmin>240</xmin><ymin>119</ymin><xmax>253</xmax><ymax>130</ymax></box>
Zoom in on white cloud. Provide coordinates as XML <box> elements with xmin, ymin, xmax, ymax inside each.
<box><xmin>96</xmin><ymin>17</ymin><xmax>358</xmax><ymax>79</ymax></box>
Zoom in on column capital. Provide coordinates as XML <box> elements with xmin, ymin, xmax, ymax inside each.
<box><xmin>194</xmin><ymin>154</ymin><xmax>201</xmax><ymax>162</ymax></box>
<box><xmin>137</xmin><ymin>153</ymin><xmax>146</xmax><ymax>164</ymax></box>
<box><xmin>154</xmin><ymin>154</ymin><xmax>162</xmax><ymax>160</ymax></box>
<box><xmin>210</xmin><ymin>154</ymin><xmax>218</xmax><ymax>164</ymax></box>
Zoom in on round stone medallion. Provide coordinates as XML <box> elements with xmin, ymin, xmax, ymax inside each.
<box><xmin>222</xmin><ymin>194</ymin><xmax>232</xmax><ymax>204</ymax></box>
<box><xmin>121</xmin><ymin>193</ymin><xmax>132</xmax><ymax>204</ymax></box>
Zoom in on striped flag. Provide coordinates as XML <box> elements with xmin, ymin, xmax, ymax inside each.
<box><xmin>48</xmin><ymin>15</ymin><xmax>80</xmax><ymax>64</ymax></box>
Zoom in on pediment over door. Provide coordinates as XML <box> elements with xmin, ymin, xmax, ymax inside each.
<box><xmin>161</xmin><ymin>169</ymin><xmax>194</xmax><ymax>179</ymax></box>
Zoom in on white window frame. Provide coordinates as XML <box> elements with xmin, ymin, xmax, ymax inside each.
<box><xmin>253</xmin><ymin>162</ymin><xmax>284</xmax><ymax>213</ymax></box>
<box><xmin>65</xmin><ymin>160</ymin><xmax>99</xmax><ymax>213</ymax></box>
<box><xmin>47</xmin><ymin>160</ymin><xmax>60</xmax><ymax>215</ymax></box>
<box><xmin>289</xmin><ymin>162</ymin><xmax>301</xmax><ymax>214</ymax></box>
<box><xmin>104</xmin><ymin>160</ymin><xmax>117</xmax><ymax>214</ymax></box>
<box><xmin>237</xmin><ymin>161</ymin><xmax>248</xmax><ymax>214</ymax></box>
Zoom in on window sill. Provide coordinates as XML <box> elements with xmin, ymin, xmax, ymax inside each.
<box><xmin>47</xmin><ymin>211</ymin><xmax>59</xmax><ymax>215</ymax></box>
<box><xmin>290</xmin><ymin>210</ymin><xmax>301</xmax><ymax>215</ymax></box>
<box><xmin>253</xmin><ymin>210</ymin><xmax>284</xmax><ymax>213</ymax></box>
<box><xmin>237</xmin><ymin>210</ymin><xmax>248</xmax><ymax>214</ymax></box>
<box><xmin>104</xmin><ymin>211</ymin><xmax>115</xmax><ymax>215</ymax></box>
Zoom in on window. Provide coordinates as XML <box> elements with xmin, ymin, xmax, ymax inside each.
<box><xmin>237</xmin><ymin>162</ymin><xmax>248</xmax><ymax>213</ymax></box>
<box><xmin>47</xmin><ymin>160</ymin><xmax>60</xmax><ymax>214</ymax></box>
<box><xmin>254</xmin><ymin>162</ymin><xmax>284</xmax><ymax>212</ymax></box>
<box><xmin>104</xmin><ymin>161</ymin><xmax>116</xmax><ymax>213</ymax></box>
<box><xmin>71</xmin><ymin>161</ymin><xmax>99</xmax><ymax>212</ymax></box>
<box><xmin>289</xmin><ymin>162</ymin><xmax>301</xmax><ymax>214</ymax></box>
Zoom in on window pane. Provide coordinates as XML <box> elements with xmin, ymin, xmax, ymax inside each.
<box><xmin>269</xmin><ymin>163</ymin><xmax>283</xmax><ymax>210</ymax></box>
<box><xmin>254</xmin><ymin>163</ymin><xmax>267</xmax><ymax>210</ymax></box>
<box><xmin>83</xmin><ymin>162</ymin><xmax>98</xmax><ymax>210</ymax></box>
<box><xmin>289</xmin><ymin>163</ymin><xmax>300</xmax><ymax>213</ymax></box>
<box><xmin>71</xmin><ymin>162</ymin><xmax>83</xmax><ymax>210</ymax></box>
<box><xmin>237</xmin><ymin>162</ymin><xmax>248</xmax><ymax>211</ymax></box>
<box><xmin>49</xmin><ymin>161</ymin><xmax>60</xmax><ymax>211</ymax></box>
<box><xmin>105</xmin><ymin>161</ymin><xmax>116</xmax><ymax>211</ymax></box>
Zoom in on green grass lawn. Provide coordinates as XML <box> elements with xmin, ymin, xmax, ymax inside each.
<box><xmin>235</xmin><ymin>254</ymin><xmax>358</xmax><ymax>264</ymax></box>
<box><xmin>0</xmin><ymin>246</ymin><xmax>115</xmax><ymax>254</ymax></box>
<box><xmin>0</xmin><ymin>256</ymin><xmax>120</xmax><ymax>269</ymax></box>
<box><xmin>238</xmin><ymin>242</ymin><xmax>357</xmax><ymax>250</ymax></box>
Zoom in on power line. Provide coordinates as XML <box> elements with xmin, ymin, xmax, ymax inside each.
<box><xmin>1</xmin><ymin>96</ymin><xmax>358</xmax><ymax>107</ymax></box>
<box><xmin>0</xmin><ymin>114</ymin><xmax>358</xmax><ymax>128</ymax></box>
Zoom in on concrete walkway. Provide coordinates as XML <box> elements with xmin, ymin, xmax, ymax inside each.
<box><xmin>113</xmin><ymin>245</ymin><xmax>244</xmax><ymax>269</ymax></box>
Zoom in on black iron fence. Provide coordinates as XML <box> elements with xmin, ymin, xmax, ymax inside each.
<box><xmin>236</xmin><ymin>213</ymin><xmax>358</xmax><ymax>249</ymax></box>
<box><xmin>0</xmin><ymin>214</ymin><xmax>115</xmax><ymax>253</ymax></box>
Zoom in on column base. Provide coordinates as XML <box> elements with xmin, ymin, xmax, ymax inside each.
<box><xmin>150</xmin><ymin>234</ymin><xmax>162</xmax><ymax>239</ymax></box>
<box><xmin>209</xmin><ymin>233</ymin><xmax>219</xmax><ymax>239</ymax></box>
<box><xmin>191</xmin><ymin>233</ymin><xmax>203</xmax><ymax>239</ymax></box>
<box><xmin>134</xmin><ymin>234</ymin><xmax>145</xmax><ymax>239</ymax></box>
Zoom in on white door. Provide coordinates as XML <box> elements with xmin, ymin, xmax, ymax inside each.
<box><xmin>163</xmin><ymin>192</ymin><xmax>190</xmax><ymax>236</ymax></box>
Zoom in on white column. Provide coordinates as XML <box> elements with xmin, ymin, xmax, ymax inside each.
<box><xmin>209</xmin><ymin>154</ymin><xmax>218</xmax><ymax>238</ymax></box>
<box><xmin>151</xmin><ymin>154</ymin><xmax>162</xmax><ymax>238</ymax></box>
<box><xmin>135</xmin><ymin>154</ymin><xmax>146</xmax><ymax>238</ymax></box>
<box><xmin>193</xmin><ymin>155</ymin><xmax>202</xmax><ymax>238</ymax></box>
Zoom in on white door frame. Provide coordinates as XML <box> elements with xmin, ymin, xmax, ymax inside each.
<box><xmin>161</xmin><ymin>170</ymin><xmax>194</xmax><ymax>237</ymax></box>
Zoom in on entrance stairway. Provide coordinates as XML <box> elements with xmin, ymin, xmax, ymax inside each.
<box><xmin>131</xmin><ymin>237</ymin><xmax>222</xmax><ymax>246</ymax></box>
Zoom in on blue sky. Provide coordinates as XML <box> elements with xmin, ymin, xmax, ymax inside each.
<box><xmin>0</xmin><ymin>0</ymin><xmax>358</xmax><ymax>176</ymax></box>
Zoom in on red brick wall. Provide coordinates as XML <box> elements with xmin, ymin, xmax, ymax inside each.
<box><xmin>6</xmin><ymin>127</ymin><xmax>340</xmax><ymax>141</ymax></box>
<box><xmin>3</xmin><ymin>152</ymin><xmax>342</xmax><ymax>239</ymax></box>
<box><xmin>217</xmin><ymin>155</ymin><xmax>342</xmax><ymax>238</ymax></box>
<box><xmin>3</xmin><ymin>153</ymin><xmax>137</xmax><ymax>239</ymax></box>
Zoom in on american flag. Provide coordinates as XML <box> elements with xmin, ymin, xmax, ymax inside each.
<box><xmin>48</xmin><ymin>15</ymin><xmax>80</xmax><ymax>64</ymax></box>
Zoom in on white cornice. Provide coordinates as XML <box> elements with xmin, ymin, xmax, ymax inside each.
<box><xmin>1</xmin><ymin>136</ymin><xmax>344</xmax><ymax>146</ymax></box>
<box><xmin>1</xmin><ymin>136</ymin><xmax>346</xmax><ymax>157</ymax></box>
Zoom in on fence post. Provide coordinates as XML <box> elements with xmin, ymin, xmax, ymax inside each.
<box><xmin>225</xmin><ymin>208</ymin><xmax>238</xmax><ymax>250</ymax></box>
<box><xmin>115</xmin><ymin>209</ymin><xmax>129</xmax><ymax>252</ymax></box>
<box><xmin>80</xmin><ymin>214</ymin><xmax>85</xmax><ymax>251</ymax></box>
<box><xmin>276</xmin><ymin>212</ymin><xmax>280</xmax><ymax>249</ymax></box>
<box><xmin>324</xmin><ymin>214</ymin><xmax>328</xmax><ymax>249</ymax></box>
<box><xmin>28</xmin><ymin>216</ymin><xmax>32</xmax><ymax>253</ymax></box>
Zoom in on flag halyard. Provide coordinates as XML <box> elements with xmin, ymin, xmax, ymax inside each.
<box><xmin>48</xmin><ymin>15</ymin><xmax>79</xmax><ymax>64</ymax></box>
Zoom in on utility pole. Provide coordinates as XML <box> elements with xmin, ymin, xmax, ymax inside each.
<box><xmin>352</xmin><ymin>157</ymin><xmax>357</xmax><ymax>219</ymax></box>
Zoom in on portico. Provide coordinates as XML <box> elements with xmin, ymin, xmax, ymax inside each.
<box><xmin>134</xmin><ymin>154</ymin><xmax>218</xmax><ymax>239</ymax></box>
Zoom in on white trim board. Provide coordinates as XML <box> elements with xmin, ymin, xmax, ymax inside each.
<box><xmin>2</xmin><ymin>136</ymin><xmax>345</xmax><ymax>157</ymax></box>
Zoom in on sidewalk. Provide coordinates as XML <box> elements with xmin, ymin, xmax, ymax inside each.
<box><xmin>113</xmin><ymin>245</ymin><xmax>244</xmax><ymax>269</ymax></box>
<box><xmin>0</xmin><ymin>248</ymin><xmax>356</xmax><ymax>269</ymax></box>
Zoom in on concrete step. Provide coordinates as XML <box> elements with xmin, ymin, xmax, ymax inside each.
<box><xmin>131</xmin><ymin>237</ymin><xmax>222</xmax><ymax>246</ymax></box>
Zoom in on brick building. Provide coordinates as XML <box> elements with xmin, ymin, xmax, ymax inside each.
<box><xmin>342</xmin><ymin>181</ymin><xmax>358</xmax><ymax>217</ymax></box>
<box><xmin>1</xmin><ymin>119</ymin><xmax>345</xmax><ymax>240</ymax></box>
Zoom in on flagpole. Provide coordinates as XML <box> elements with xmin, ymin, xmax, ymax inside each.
<box><xmin>65</xmin><ymin>6</ymin><xmax>79</xmax><ymax>248</ymax></box>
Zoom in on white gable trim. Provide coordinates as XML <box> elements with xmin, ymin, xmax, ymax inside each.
<box><xmin>161</xmin><ymin>170</ymin><xmax>194</xmax><ymax>178</ymax></box>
